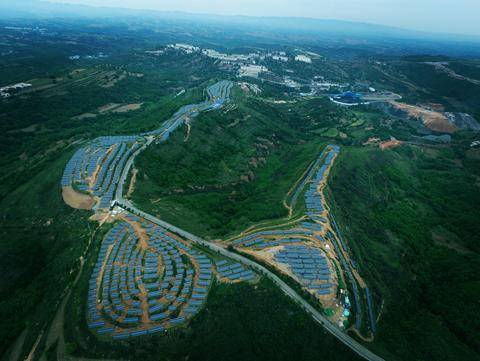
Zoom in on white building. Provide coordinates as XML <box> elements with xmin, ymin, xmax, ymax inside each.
<box><xmin>272</xmin><ymin>55</ymin><xmax>289</xmax><ymax>62</ymax></box>
<box><xmin>295</xmin><ymin>55</ymin><xmax>312</xmax><ymax>63</ymax></box>
<box><xmin>238</xmin><ymin>65</ymin><xmax>267</xmax><ymax>78</ymax></box>
<box><xmin>0</xmin><ymin>82</ymin><xmax>32</xmax><ymax>98</ymax></box>
<box><xmin>168</xmin><ymin>43</ymin><xmax>199</xmax><ymax>54</ymax></box>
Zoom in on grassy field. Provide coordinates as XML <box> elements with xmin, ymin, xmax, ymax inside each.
<box><xmin>129</xmin><ymin>87</ymin><xmax>427</xmax><ymax>241</ymax></box>
<box><xmin>327</xmin><ymin>144</ymin><xmax>480</xmax><ymax>361</ymax></box>
<box><xmin>129</xmin><ymin>95</ymin><xmax>347</xmax><ymax>239</ymax></box>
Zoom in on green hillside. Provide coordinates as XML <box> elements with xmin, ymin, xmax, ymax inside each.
<box><xmin>328</xmin><ymin>145</ymin><xmax>480</xmax><ymax>361</ymax></box>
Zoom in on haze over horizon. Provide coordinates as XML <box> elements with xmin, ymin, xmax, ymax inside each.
<box><xmin>46</xmin><ymin>0</ymin><xmax>480</xmax><ymax>36</ymax></box>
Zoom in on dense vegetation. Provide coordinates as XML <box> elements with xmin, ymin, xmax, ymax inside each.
<box><xmin>130</xmin><ymin>94</ymin><xmax>358</xmax><ymax>238</ymax></box>
<box><xmin>328</xmin><ymin>145</ymin><xmax>480</xmax><ymax>361</ymax></box>
<box><xmin>0</xmin><ymin>151</ymin><xmax>94</xmax><ymax>357</ymax></box>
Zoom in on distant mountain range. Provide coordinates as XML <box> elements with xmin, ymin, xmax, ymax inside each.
<box><xmin>2</xmin><ymin>0</ymin><xmax>480</xmax><ymax>54</ymax></box>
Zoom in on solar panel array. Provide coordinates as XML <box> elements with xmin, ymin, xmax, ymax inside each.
<box><xmin>289</xmin><ymin>150</ymin><xmax>327</xmax><ymax>209</ymax></box>
<box><xmin>275</xmin><ymin>245</ymin><xmax>333</xmax><ymax>296</ymax></box>
<box><xmin>325</xmin><ymin>230</ymin><xmax>362</xmax><ymax>329</ymax></box>
<box><xmin>305</xmin><ymin>145</ymin><xmax>340</xmax><ymax>221</ymax></box>
<box><xmin>61</xmin><ymin>136</ymin><xmax>141</xmax><ymax>208</ymax></box>
<box><xmin>215</xmin><ymin>260</ymin><xmax>255</xmax><ymax>281</ymax></box>
<box><xmin>330</xmin><ymin>216</ymin><xmax>350</xmax><ymax>253</ymax></box>
<box><xmin>365</xmin><ymin>287</ymin><xmax>377</xmax><ymax>334</ymax></box>
<box><xmin>232</xmin><ymin>228</ymin><xmax>314</xmax><ymax>247</ymax></box>
<box><xmin>62</xmin><ymin>80</ymin><xmax>234</xmax><ymax>208</ymax></box>
<box><xmin>227</xmin><ymin>146</ymin><xmax>343</xmax><ymax>302</ymax></box>
<box><xmin>206</xmin><ymin>80</ymin><xmax>233</xmax><ymax>107</ymax></box>
<box><xmin>142</xmin><ymin>80</ymin><xmax>233</xmax><ymax>136</ymax></box>
<box><xmin>86</xmin><ymin>214</ymin><xmax>215</xmax><ymax>339</ymax></box>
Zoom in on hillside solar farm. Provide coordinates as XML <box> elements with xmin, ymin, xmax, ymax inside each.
<box><xmin>2</xmin><ymin>10</ymin><xmax>480</xmax><ymax>361</ymax></box>
<box><xmin>229</xmin><ymin>145</ymin><xmax>375</xmax><ymax>333</ymax></box>
<box><xmin>60</xmin><ymin>80</ymin><xmax>233</xmax><ymax>211</ymax></box>
<box><xmin>61</xmin><ymin>136</ymin><xmax>142</xmax><ymax>209</ymax></box>
<box><xmin>59</xmin><ymin>80</ymin><xmax>375</xmax><ymax>343</ymax></box>
<box><xmin>87</xmin><ymin>212</ymin><xmax>256</xmax><ymax>339</ymax></box>
<box><xmin>56</xmin><ymin>80</ymin><xmax>271</xmax><ymax>340</ymax></box>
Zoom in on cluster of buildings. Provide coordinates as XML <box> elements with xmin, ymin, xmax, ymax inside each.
<box><xmin>294</xmin><ymin>54</ymin><xmax>312</xmax><ymax>63</ymax></box>
<box><xmin>238</xmin><ymin>82</ymin><xmax>262</xmax><ymax>94</ymax></box>
<box><xmin>167</xmin><ymin>43</ymin><xmax>199</xmax><ymax>54</ymax></box>
<box><xmin>164</xmin><ymin>43</ymin><xmax>317</xmax><ymax>79</ymax></box>
<box><xmin>0</xmin><ymin>82</ymin><xmax>31</xmax><ymax>98</ymax></box>
<box><xmin>69</xmin><ymin>52</ymin><xmax>108</xmax><ymax>60</ymax></box>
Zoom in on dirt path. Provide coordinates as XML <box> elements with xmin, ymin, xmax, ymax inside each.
<box><xmin>23</xmin><ymin>331</ymin><xmax>43</xmax><ymax>361</ymax></box>
<box><xmin>122</xmin><ymin>216</ymin><xmax>150</xmax><ymax>250</ymax></box>
<box><xmin>126</xmin><ymin>168</ymin><xmax>137</xmax><ymax>198</ymax></box>
<box><xmin>283</xmin><ymin>199</ymin><xmax>293</xmax><ymax>218</ymax></box>
<box><xmin>137</xmin><ymin>283</ymin><xmax>151</xmax><ymax>324</ymax></box>
<box><xmin>349</xmin><ymin>327</ymin><xmax>374</xmax><ymax>342</ymax></box>
<box><xmin>425</xmin><ymin>62</ymin><xmax>480</xmax><ymax>85</ymax></box>
<box><xmin>227</xmin><ymin>215</ymin><xmax>307</xmax><ymax>242</ymax></box>
<box><xmin>184</xmin><ymin>122</ymin><xmax>191</xmax><ymax>142</ymax></box>
<box><xmin>43</xmin><ymin>292</ymin><xmax>70</xmax><ymax>355</ymax></box>
<box><xmin>373</xmin><ymin>66</ymin><xmax>425</xmax><ymax>93</ymax></box>
<box><xmin>376</xmin><ymin>299</ymin><xmax>385</xmax><ymax>324</ymax></box>
<box><xmin>7</xmin><ymin>328</ymin><xmax>28</xmax><ymax>361</ymax></box>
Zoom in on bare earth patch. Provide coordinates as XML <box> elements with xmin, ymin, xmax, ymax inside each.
<box><xmin>432</xmin><ymin>228</ymin><xmax>472</xmax><ymax>255</ymax></box>
<box><xmin>98</xmin><ymin>103</ymin><xmax>122</xmax><ymax>113</ymax></box>
<box><xmin>126</xmin><ymin>168</ymin><xmax>138</xmax><ymax>198</ymax></box>
<box><xmin>389</xmin><ymin>101</ymin><xmax>457</xmax><ymax>133</ymax></box>
<box><xmin>6</xmin><ymin>124</ymin><xmax>39</xmax><ymax>134</ymax></box>
<box><xmin>72</xmin><ymin>113</ymin><xmax>97</xmax><ymax>120</ymax></box>
<box><xmin>62</xmin><ymin>186</ymin><xmax>94</xmax><ymax>210</ymax></box>
<box><xmin>380</xmin><ymin>138</ymin><xmax>402</xmax><ymax>150</ymax></box>
<box><xmin>112</xmin><ymin>103</ymin><xmax>143</xmax><ymax>113</ymax></box>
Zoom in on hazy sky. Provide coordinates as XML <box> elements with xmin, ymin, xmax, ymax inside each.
<box><xmin>50</xmin><ymin>0</ymin><xmax>480</xmax><ymax>36</ymax></box>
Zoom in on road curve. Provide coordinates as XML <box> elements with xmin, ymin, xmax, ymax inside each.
<box><xmin>109</xmin><ymin>80</ymin><xmax>384</xmax><ymax>361</ymax></box>
<box><xmin>115</xmin><ymin>199</ymin><xmax>384</xmax><ymax>361</ymax></box>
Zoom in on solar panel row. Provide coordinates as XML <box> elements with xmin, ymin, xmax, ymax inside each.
<box><xmin>86</xmin><ymin>214</ymin><xmax>216</xmax><ymax>339</ymax></box>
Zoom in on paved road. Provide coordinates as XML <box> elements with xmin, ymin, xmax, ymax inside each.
<box><xmin>115</xmin><ymin>199</ymin><xmax>384</xmax><ymax>361</ymax></box>
<box><xmin>110</xmin><ymin>81</ymin><xmax>384</xmax><ymax>361</ymax></box>
<box><xmin>115</xmin><ymin>137</ymin><xmax>152</xmax><ymax>201</ymax></box>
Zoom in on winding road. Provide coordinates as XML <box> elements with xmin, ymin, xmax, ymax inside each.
<box><xmin>75</xmin><ymin>79</ymin><xmax>384</xmax><ymax>361</ymax></box>
<box><xmin>115</xmin><ymin>199</ymin><xmax>384</xmax><ymax>361</ymax></box>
